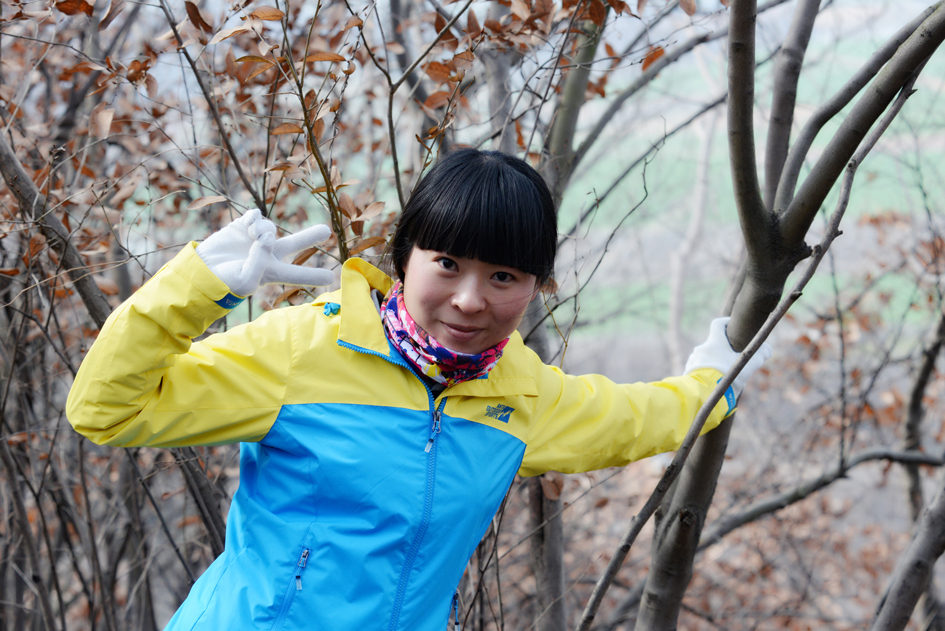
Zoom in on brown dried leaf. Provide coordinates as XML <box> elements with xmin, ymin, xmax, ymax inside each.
<box><xmin>291</xmin><ymin>246</ymin><xmax>319</xmax><ymax>266</ymax></box>
<box><xmin>423</xmin><ymin>91</ymin><xmax>451</xmax><ymax>109</ymax></box>
<box><xmin>235</xmin><ymin>55</ymin><xmax>275</xmax><ymax>65</ymax></box>
<box><xmin>312</xmin><ymin>118</ymin><xmax>325</xmax><ymax>142</ymax></box>
<box><xmin>272</xmin><ymin>122</ymin><xmax>304</xmax><ymax>135</ymax></box>
<box><xmin>247</xmin><ymin>63</ymin><xmax>274</xmax><ymax>81</ymax></box>
<box><xmin>99</xmin><ymin>0</ymin><xmax>125</xmax><ymax>30</ymax></box>
<box><xmin>28</xmin><ymin>234</ymin><xmax>47</xmax><ymax>259</ymax></box>
<box><xmin>305</xmin><ymin>51</ymin><xmax>346</xmax><ymax>63</ymax></box>
<box><xmin>534</xmin><ymin>0</ymin><xmax>554</xmax><ymax>27</ymax></box>
<box><xmin>349</xmin><ymin>236</ymin><xmax>386</xmax><ymax>255</ymax></box>
<box><xmin>466</xmin><ymin>9</ymin><xmax>481</xmax><ymax>37</ymax></box>
<box><xmin>257</xmin><ymin>39</ymin><xmax>277</xmax><ymax>56</ymax></box>
<box><xmin>208</xmin><ymin>25</ymin><xmax>249</xmax><ymax>46</ymax></box>
<box><xmin>145</xmin><ymin>75</ymin><xmax>158</xmax><ymax>99</ymax></box>
<box><xmin>510</xmin><ymin>0</ymin><xmax>529</xmax><ymax>19</ymax></box>
<box><xmin>187</xmin><ymin>195</ymin><xmax>227</xmax><ymax>210</ymax></box>
<box><xmin>0</xmin><ymin>269</ymin><xmax>20</xmax><ymax>276</ymax></box>
<box><xmin>641</xmin><ymin>44</ymin><xmax>664</xmax><ymax>72</ymax></box>
<box><xmin>343</xmin><ymin>15</ymin><xmax>363</xmax><ymax>31</ymax></box>
<box><xmin>265</xmin><ymin>162</ymin><xmax>293</xmax><ymax>172</ymax></box>
<box><xmin>89</xmin><ymin>103</ymin><xmax>115</xmax><ymax>140</ymax></box>
<box><xmin>207</xmin><ymin>26</ymin><xmax>249</xmax><ymax>46</ymax></box>
<box><xmin>588</xmin><ymin>0</ymin><xmax>606</xmax><ymax>27</ymax></box>
<box><xmin>679</xmin><ymin>0</ymin><xmax>695</xmax><ymax>15</ymax></box>
<box><xmin>185</xmin><ymin>1</ymin><xmax>214</xmax><ymax>33</ymax></box>
<box><xmin>56</xmin><ymin>0</ymin><xmax>93</xmax><ymax>16</ymax></box>
<box><xmin>337</xmin><ymin>192</ymin><xmax>357</xmax><ymax>219</ymax></box>
<box><xmin>452</xmin><ymin>49</ymin><xmax>475</xmax><ymax>71</ymax></box>
<box><xmin>274</xmin><ymin>287</ymin><xmax>304</xmax><ymax>304</ymax></box>
<box><xmin>604</xmin><ymin>0</ymin><xmax>627</xmax><ymax>14</ymax></box>
<box><xmin>636</xmin><ymin>0</ymin><xmax>647</xmax><ymax>13</ymax></box>
<box><xmin>360</xmin><ymin>201</ymin><xmax>386</xmax><ymax>221</ymax></box>
<box><xmin>433</xmin><ymin>12</ymin><xmax>457</xmax><ymax>45</ymax></box>
<box><xmin>425</xmin><ymin>61</ymin><xmax>451</xmax><ymax>83</ymax></box>
<box><xmin>249</xmin><ymin>6</ymin><xmax>283</xmax><ymax>20</ymax></box>
<box><xmin>484</xmin><ymin>18</ymin><xmax>503</xmax><ymax>32</ymax></box>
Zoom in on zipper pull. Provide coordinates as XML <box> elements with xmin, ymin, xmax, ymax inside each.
<box><xmin>296</xmin><ymin>548</ymin><xmax>309</xmax><ymax>591</ymax></box>
<box><xmin>452</xmin><ymin>591</ymin><xmax>461</xmax><ymax>631</ymax></box>
<box><xmin>425</xmin><ymin>409</ymin><xmax>442</xmax><ymax>453</ymax></box>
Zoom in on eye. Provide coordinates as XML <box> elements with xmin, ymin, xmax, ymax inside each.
<box><xmin>492</xmin><ymin>271</ymin><xmax>516</xmax><ymax>283</ymax></box>
<box><xmin>435</xmin><ymin>257</ymin><xmax>458</xmax><ymax>271</ymax></box>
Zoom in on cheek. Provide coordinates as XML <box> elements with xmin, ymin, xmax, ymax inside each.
<box><xmin>403</xmin><ymin>283</ymin><xmax>442</xmax><ymax>328</ymax></box>
<box><xmin>495</xmin><ymin>292</ymin><xmax>534</xmax><ymax>326</ymax></box>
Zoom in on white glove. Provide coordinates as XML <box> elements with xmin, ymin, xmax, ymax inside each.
<box><xmin>196</xmin><ymin>208</ymin><xmax>335</xmax><ymax>298</ymax></box>
<box><xmin>684</xmin><ymin>317</ymin><xmax>772</xmax><ymax>399</ymax></box>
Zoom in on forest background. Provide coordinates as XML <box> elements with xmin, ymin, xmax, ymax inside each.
<box><xmin>3</xmin><ymin>0</ymin><xmax>945</xmax><ymax>629</ymax></box>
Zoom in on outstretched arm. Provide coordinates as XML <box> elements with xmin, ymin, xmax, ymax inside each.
<box><xmin>67</xmin><ymin>212</ymin><xmax>334</xmax><ymax>447</ymax></box>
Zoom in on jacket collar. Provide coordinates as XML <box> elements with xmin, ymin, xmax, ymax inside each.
<box><xmin>336</xmin><ymin>257</ymin><xmax>394</xmax><ymax>357</ymax></box>
<box><xmin>331</xmin><ymin>257</ymin><xmax>537</xmax><ymax>398</ymax></box>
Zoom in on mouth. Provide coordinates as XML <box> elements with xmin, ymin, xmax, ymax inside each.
<box><xmin>441</xmin><ymin>323</ymin><xmax>483</xmax><ymax>341</ymax></box>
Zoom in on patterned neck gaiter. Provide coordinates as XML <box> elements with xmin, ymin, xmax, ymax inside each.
<box><xmin>380</xmin><ymin>281</ymin><xmax>509</xmax><ymax>387</ymax></box>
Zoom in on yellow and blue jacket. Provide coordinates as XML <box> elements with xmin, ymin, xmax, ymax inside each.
<box><xmin>66</xmin><ymin>244</ymin><xmax>732</xmax><ymax>631</ymax></box>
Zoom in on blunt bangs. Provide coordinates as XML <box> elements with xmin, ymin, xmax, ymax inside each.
<box><xmin>390</xmin><ymin>149</ymin><xmax>557</xmax><ymax>283</ymax></box>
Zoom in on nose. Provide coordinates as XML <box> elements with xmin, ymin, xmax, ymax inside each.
<box><xmin>451</xmin><ymin>276</ymin><xmax>487</xmax><ymax>314</ymax></box>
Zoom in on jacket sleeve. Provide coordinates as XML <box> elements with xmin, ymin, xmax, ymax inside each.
<box><xmin>518</xmin><ymin>364</ymin><xmax>732</xmax><ymax>477</ymax></box>
<box><xmin>66</xmin><ymin>244</ymin><xmax>293</xmax><ymax>448</ymax></box>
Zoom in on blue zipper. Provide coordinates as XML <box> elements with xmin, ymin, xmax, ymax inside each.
<box><xmin>295</xmin><ymin>548</ymin><xmax>309</xmax><ymax>590</ymax></box>
<box><xmin>337</xmin><ymin>340</ymin><xmax>448</xmax><ymax>631</ymax></box>
<box><xmin>271</xmin><ymin>547</ymin><xmax>311</xmax><ymax>631</ymax></box>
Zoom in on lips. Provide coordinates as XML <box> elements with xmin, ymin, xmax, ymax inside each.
<box><xmin>441</xmin><ymin>322</ymin><xmax>483</xmax><ymax>342</ymax></box>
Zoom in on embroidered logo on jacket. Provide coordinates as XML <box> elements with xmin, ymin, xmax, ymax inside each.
<box><xmin>485</xmin><ymin>404</ymin><xmax>514</xmax><ymax>423</ymax></box>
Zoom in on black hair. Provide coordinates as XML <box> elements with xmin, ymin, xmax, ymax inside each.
<box><xmin>389</xmin><ymin>148</ymin><xmax>557</xmax><ymax>284</ymax></box>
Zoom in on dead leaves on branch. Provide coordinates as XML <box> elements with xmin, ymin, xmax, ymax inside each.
<box><xmin>184</xmin><ymin>1</ymin><xmax>215</xmax><ymax>33</ymax></box>
<box><xmin>55</xmin><ymin>0</ymin><xmax>93</xmax><ymax>17</ymax></box>
<box><xmin>248</xmin><ymin>6</ymin><xmax>284</xmax><ymax>21</ymax></box>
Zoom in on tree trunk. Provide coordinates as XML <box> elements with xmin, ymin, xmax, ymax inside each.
<box><xmin>872</xmin><ymin>474</ymin><xmax>945</xmax><ymax>631</ymax></box>
<box><xmin>528</xmin><ymin>477</ymin><xmax>567</xmax><ymax>631</ymax></box>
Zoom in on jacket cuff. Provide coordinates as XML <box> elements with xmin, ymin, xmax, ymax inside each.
<box><xmin>688</xmin><ymin>367</ymin><xmax>736</xmax><ymax>418</ymax></box>
<box><xmin>168</xmin><ymin>242</ymin><xmax>243</xmax><ymax>308</ymax></box>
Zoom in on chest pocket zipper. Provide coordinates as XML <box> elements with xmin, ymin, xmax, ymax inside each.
<box><xmin>271</xmin><ymin>547</ymin><xmax>311</xmax><ymax>631</ymax></box>
<box><xmin>296</xmin><ymin>548</ymin><xmax>309</xmax><ymax>590</ymax></box>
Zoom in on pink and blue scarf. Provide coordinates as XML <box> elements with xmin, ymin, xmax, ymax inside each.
<box><xmin>381</xmin><ymin>281</ymin><xmax>508</xmax><ymax>387</ymax></box>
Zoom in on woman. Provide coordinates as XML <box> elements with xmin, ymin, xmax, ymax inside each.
<box><xmin>67</xmin><ymin>149</ymin><xmax>768</xmax><ymax>630</ymax></box>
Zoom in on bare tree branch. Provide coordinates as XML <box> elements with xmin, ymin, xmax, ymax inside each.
<box><xmin>572</xmin><ymin>0</ymin><xmax>791</xmax><ymax>180</ymax></box>
<box><xmin>773</xmin><ymin>4</ymin><xmax>937</xmax><ymax>214</ymax></box>
<box><xmin>156</xmin><ymin>0</ymin><xmax>267</xmax><ymax>213</ymax></box>
<box><xmin>763</xmin><ymin>0</ymin><xmax>819</xmax><ymax>210</ymax></box>
<box><xmin>541</xmin><ymin>19</ymin><xmax>605</xmax><ymax>204</ymax></box>
<box><xmin>871</xmin><ymin>472</ymin><xmax>945</xmax><ymax>631</ymax></box>
<box><xmin>0</xmin><ymin>133</ymin><xmax>112</xmax><ymax>329</ymax></box>
<box><xmin>727</xmin><ymin>0</ymin><xmax>770</xmax><ymax>263</ymax></box>
<box><xmin>602</xmin><ymin>446</ymin><xmax>945</xmax><ymax>631</ymax></box>
<box><xmin>780</xmin><ymin>3</ymin><xmax>945</xmax><ymax>247</ymax></box>
<box><xmin>0</xmin><ymin>437</ymin><xmax>57</xmax><ymax>631</ymax></box>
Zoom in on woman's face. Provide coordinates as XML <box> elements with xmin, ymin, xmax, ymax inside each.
<box><xmin>401</xmin><ymin>247</ymin><xmax>539</xmax><ymax>354</ymax></box>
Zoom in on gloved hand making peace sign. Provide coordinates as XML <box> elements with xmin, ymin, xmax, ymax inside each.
<box><xmin>196</xmin><ymin>208</ymin><xmax>335</xmax><ymax>298</ymax></box>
